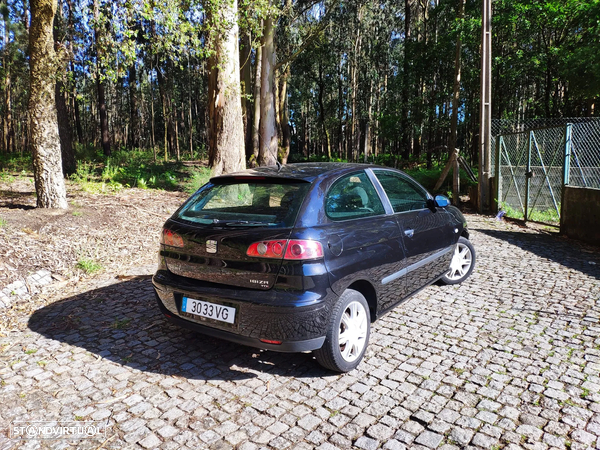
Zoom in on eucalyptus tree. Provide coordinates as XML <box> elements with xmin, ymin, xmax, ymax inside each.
<box><xmin>206</xmin><ymin>0</ymin><xmax>245</xmax><ymax>175</ymax></box>
<box><xmin>258</xmin><ymin>12</ymin><xmax>277</xmax><ymax>166</ymax></box>
<box><xmin>29</xmin><ymin>0</ymin><xmax>67</xmax><ymax>208</ymax></box>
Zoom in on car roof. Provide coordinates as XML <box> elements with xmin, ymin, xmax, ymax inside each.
<box><xmin>211</xmin><ymin>162</ymin><xmax>390</xmax><ymax>184</ymax></box>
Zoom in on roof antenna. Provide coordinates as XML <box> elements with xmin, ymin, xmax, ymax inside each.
<box><xmin>276</xmin><ymin>161</ymin><xmax>282</xmax><ymax>172</ymax></box>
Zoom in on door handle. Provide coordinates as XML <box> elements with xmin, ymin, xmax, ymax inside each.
<box><xmin>404</xmin><ymin>229</ymin><xmax>414</xmax><ymax>238</ymax></box>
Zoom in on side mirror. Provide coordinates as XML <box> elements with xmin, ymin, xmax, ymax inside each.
<box><xmin>435</xmin><ymin>195</ymin><xmax>450</xmax><ymax>207</ymax></box>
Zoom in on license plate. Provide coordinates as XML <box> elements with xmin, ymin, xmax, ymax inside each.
<box><xmin>181</xmin><ymin>297</ymin><xmax>236</xmax><ymax>324</ymax></box>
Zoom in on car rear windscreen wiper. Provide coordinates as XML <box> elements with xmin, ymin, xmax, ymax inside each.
<box><xmin>225</xmin><ymin>221</ymin><xmax>276</xmax><ymax>227</ymax></box>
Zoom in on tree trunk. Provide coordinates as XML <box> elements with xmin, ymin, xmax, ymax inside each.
<box><xmin>449</xmin><ymin>0</ymin><xmax>464</xmax><ymax>205</ymax></box>
<box><xmin>3</xmin><ymin>14</ymin><xmax>14</xmax><ymax>153</ymax></box>
<box><xmin>317</xmin><ymin>62</ymin><xmax>331</xmax><ymax>159</ymax></box>
<box><xmin>174</xmin><ymin>102</ymin><xmax>180</xmax><ymax>161</ymax></box>
<box><xmin>364</xmin><ymin>80</ymin><xmax>373</xmax><ymax>163</ymax></box>
<box><xmin>93</xmin><ymin>0</ymin><xmax>110</xmax><ymax>156</ymax></box>
<box><xmin>300</xmin><ymin>102</ymin><xmax>306</xmax><ymax>158</ymax></box>
<box><xmin>350</xmin><ymin>8</ymin><xmax>362</xmax><ymax>162</ymax></box>
<box><xmin>240</xmin><ymin>30</ymin><xmax>253</xmax><ymax>161</ymax></box>
<box><xmin>149</xmin><ymin>65</ymin><xmax>156</xmax><ymax>159</ymax></box>
<box><xmin>207</xmin><ymin>0</ymin><xmax>245</xmax><ymax>176</ymax></box>
<box><xmin>187</xmin><ymin>55</ymin><xmax>193</xmax><ymax>158</ymax></box>
<box><xmin>97</xmin><ymin>80</ymin><xmax>110</xmax><ymax>155</ymax></box>
<box><xmin>3</xmin><ymin>60</ymin><xmax>13</xmax><ymax>153</ymax></box>
<box><xmin>55</xmin><ymin>81</ymin><xmax>76</xmax><ymax>175</ymax></box>
<box><xmin>280</xmin><ymin>69</ymin><xmax>291</xmax><ymax>164</ymax></box>
<box><xmin>337</xmin><ymin>58</ymin><xmax>344</xmax><ymax>159</ymax></box>
<box><xmin>69</xmin><ymin>61</ymin><xmax>83</xmax><ymax>143</ymax></box>
<box><xmin>155</xmin><ymin>66</ymin><xmax>170</xmax><ymax>161</ymax></box>
<box><xmin>29</xmin><ymin>0</ymin><xmax>68</xmax><ymax>209</ymax></box>
<box><xmin>53</xmin><ymin>9</ymin><xmax>75</xmax><ymax>175</ymax></box>
<box><xmin>251</xmin><ymin>43</ymin><xmax>262</xmax><ymax>165</ymax></box>
<box><xmin>129</xmin><ymin>63</ymin><xmax>140</xmax><ymax>149</ymax></box>
<box><xmin>258</xmin><ymin>16</ymin><xmax>278</xmax><ymax>166</ymax></box>
<box><xmin>401</xmin><ymin>0</ymin><xmax>412</xmax><ymax>161</ymax></box>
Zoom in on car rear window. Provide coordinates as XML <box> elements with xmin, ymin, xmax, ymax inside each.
<box><xmin>176</xmin><ymin>181</ymin><xmax>310</xmax><ymax>228</ymax></box>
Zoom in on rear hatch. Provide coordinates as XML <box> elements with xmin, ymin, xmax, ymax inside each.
<box><xmin>161</xmin><ymin>178</ymin><xmax>311</xmax><ymax>290</ymax></box>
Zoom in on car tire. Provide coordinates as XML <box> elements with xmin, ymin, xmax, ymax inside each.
<box><xmin>314</xmin><ymin>289</ymin><xmax>370</xmax><ymax>373</ymax></box>
<box><xmin>440</xmin><ymin>236</ymin><xmax>476</xmax><ymax>285</ymax></box>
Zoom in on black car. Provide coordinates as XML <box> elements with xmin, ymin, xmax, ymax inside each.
<box><xmin>152</xmin><ymin>163</ymin><xmax>475</xmax><ymax>372</ymax></box>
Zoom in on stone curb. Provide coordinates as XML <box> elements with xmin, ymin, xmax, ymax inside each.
<box><xmin>0</xmin><ymin>269</ymin><xmax>53</xmax><ymax>308</ymax></box>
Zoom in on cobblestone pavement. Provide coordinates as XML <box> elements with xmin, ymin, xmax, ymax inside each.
<box><xmin>1</xmin><ymin>215</ymin><xmax>599</xmax><ymax>450</ymax></box>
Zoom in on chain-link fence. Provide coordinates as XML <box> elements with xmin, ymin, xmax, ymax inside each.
<box><xmin>491</xmin><ymin>118</ymin><xmax>600</xmax><ymax>181</ymax></box>
<box><xmin>570</xmin><ymin>121</ymin><xmax>600</xmax><ymax>189</ymax></box>
<box><xmin>494</xmin><ymin>118</ymin><xmax>600</xmax><ymax>225</ymax></box>
<box><xmin>496</xmin><ymin>127</ymin><xmax>566</xmax><ymax>224</ymax></box>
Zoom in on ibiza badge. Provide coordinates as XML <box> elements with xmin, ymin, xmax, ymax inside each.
<box><xmin>206</xmin><ymin>239</ymin><xmax>218</xmax><ymax>254</ymax></box>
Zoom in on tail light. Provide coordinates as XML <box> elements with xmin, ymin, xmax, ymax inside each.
<box><xmin>161</xmin><ymin>229</ymin><xmax>184</xmax><ymax>248</ymax></box>
<box><xmin>247</xmin><ymin>240</ymin><xmax>287</xmax><ymax>258</ymax></box>
<box><xmin>247</xmin><ymin>239</ymin><xmax>323</xmax><ymax>260</ymax></box>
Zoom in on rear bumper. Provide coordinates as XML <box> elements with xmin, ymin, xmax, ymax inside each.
<box><xmin>154</xmin><ymin>295</ymin><xmax>325</xmax><ymax>352</ymax></box>
<box><xmin>152</xmin><ymin>270</ymin><xmax>334</xmax><ymax>352</ymax></box>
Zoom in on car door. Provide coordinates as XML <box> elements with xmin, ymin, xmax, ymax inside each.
<box><xmin>321</xmin><ymin>171</ymin><xmax>407</xmax><ymax>311</ymax></box>
<box><xmin>372</xmin><ymin>170</ymin><xmax>456</xmax><ymax>297</ymax></box>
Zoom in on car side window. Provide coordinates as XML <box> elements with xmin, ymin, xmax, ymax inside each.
<box><xmin>325</xmin><ymin>172</ymin><xmax>385</xmax><ymax>220</ymax></box>
<box><xmin>374</xmin><ymin>170</ymin><xmax>428</xmax><ymax>213</ymax></box>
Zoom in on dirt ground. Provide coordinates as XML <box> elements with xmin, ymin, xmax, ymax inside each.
<box><xmin>0</xmin><ymin>176</ymin><xmax>188</xmax><ymax>293</ymax></box>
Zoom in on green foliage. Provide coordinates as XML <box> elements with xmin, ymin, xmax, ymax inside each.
<box><xmin>405</xmin><ymin>166</ymin><xmax>477</xmax><ymax>194</ymax></box>
<box><xmin>70</xmin><ymin>161</ymin><xmax>123</xmax><ymax>194</ymax></box>
<box><xmin>1</xmin><ymin>0</ymin><xmax>597</xmax><ymax>176</ymax></box>
<box><xmin>0</xmin><ymin>153</ymin><xmax>32</xmax><ymax>174</ymax></box>
<box><xmin>65</xmin><ymin>147</ymin><xmax>210</xmax><ymax>193</ymax></box>
<box><xmin>500</xmin><ymin>202</ymin><xmax>560</xmax><ymax>224</ymax></box>
<box><xmin>74</xmin><ymin>143</ymin><xmax>105</xmax><ymax>163</ymax></box>
<box><xmin>0</xmin><ymin>218</ymin><xmax>7</xmax><ymax>228</ymax></box>
<box><xmin>71</xmin><ymin>162</ymin><xmax>96</xmax><ymax>183</ymax></box>
<box><xmin>76</xmin><ymin>258</ymin><xmax>103</xmax><ymax>274</ymax></box>
<box><xmin>185</xmin><ymin>167</ymin><xmax>212</xmax><ymax>194</ymax></box>
<box><xmin>101</xmin><ymin>159</ymin><xmax>120</xmax><ymax>182</ymax></box>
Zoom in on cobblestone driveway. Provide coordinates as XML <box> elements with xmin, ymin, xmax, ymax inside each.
<box><xmin>1</xmin><ymin>215</ymin><xmax>599</xmax><ymax>450</ymax></box>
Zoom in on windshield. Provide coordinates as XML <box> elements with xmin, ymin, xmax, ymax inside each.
<box><xmin>176</xmin><ymin>181</ymin><xmax>310</xmax><ymax>228</ymax></box>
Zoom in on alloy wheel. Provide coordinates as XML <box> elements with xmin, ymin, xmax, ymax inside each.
<box><xmin>338</xmin><ymin>301</ymin><xmax>368</xmax><ymax>362</ymax></box>
<box><xmin>446</xmin><ymin>242</ymin><xmax>473</xmax><ymax>281</ymax></box>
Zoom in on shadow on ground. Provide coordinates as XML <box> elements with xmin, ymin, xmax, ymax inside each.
<box><xmin>474</xmin><ymin>227</ymin><xmax>600</xmax><ymax>280</ymax></box>
<box><xmin>0</xmin><ymin>189</ymin><xmax>36</xmax><ymax>209</ymax></box>
<box><xmin>28</xmin><ymin>278</ymin><xmax>327</xmax><ymax>380</ymax></box>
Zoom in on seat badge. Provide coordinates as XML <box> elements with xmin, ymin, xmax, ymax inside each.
<box><xmin>206</xmin><ymin>240</ymin><xmax>218</xmax><ymax>253</ymax></box>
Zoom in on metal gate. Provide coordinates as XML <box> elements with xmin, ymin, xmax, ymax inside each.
<box><xmin>495</xmin><ymin>126</ymin><xmax>568</xmax><ymax>225</ymax></box>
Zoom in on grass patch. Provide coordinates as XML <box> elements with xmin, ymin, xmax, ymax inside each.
<box><xmin>111</xmin><ymin>318</ymin><xmax>132</xmax><ymax>329</ymax></box>
<box><xmin>500</xmin><ymin>202</ymin><xmax>559</xmax><ymax>224</ymax></box>
<box><xmin>0</xmin><ymin>170</ymin><xmax>16</xmax><ymax>183</ymax></box>
<box><xmin>581</xmin><ymin>387</ymin><xmax>590</xmax><ymax>398</ymax></box>
<box><xmin>185</xmin><ymin>167</ymin><xmax>211</xmax><ymax>193</ymax></box>
<box><xmin>24</xmin><ymin>349</ymin><xmax>37</xmax><ymax>355</ymax></box>
<box><xmin>76</xmin><ymin>258</ymin><xmax>102</xmax><ymax>274</ymax></box>
<box><xmin>0</xmin><ymin>217</ymin><xmax>7</xmax><ymax>227</ymax></box>
<box><xmin>66</xmin><ymin>148</ymin><xmax>206</xmax><ymax>193</ymax></box>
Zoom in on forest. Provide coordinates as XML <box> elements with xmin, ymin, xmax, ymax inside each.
<box><xmin>0</xmin><ymin>0</ymin><xmax>599</xmax><ymax>202</ymax></box>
